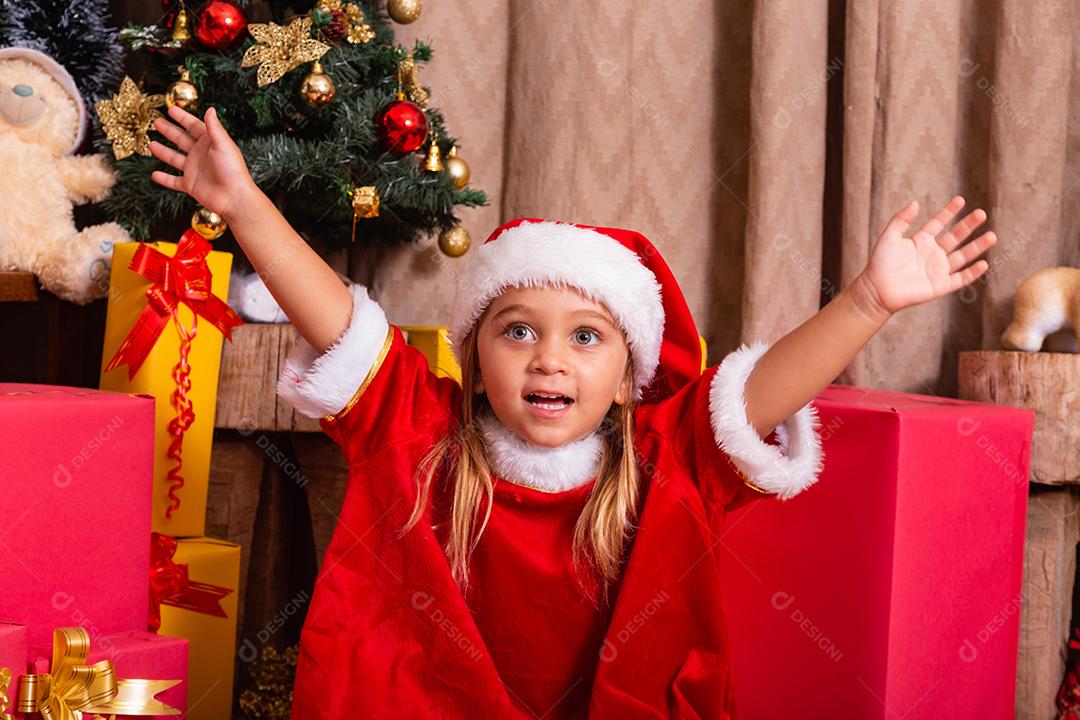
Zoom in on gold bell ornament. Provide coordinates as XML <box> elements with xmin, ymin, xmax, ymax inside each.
<box><xmin>387</xmin><ymin>0</ymin><xmax>422</xmax><ymax>24</ymax></box>
<box><xmin>191</xmin><ymin>206</ymin><xmax>227</xmax><ymax>240</ymax></box>
<box><xmin>438</xmin><ymin>224</ymin><xmax>470</xmax><ymax>257</ymax></box>
<box><xmin>444</xmin><ymin>146</ymin><xmax>470</xmax><ymax>190</ymax></box>
<box><xmin>300</xmin><ymin>61</ymin><xmax>336</xmax><ymax>108</ymax></box>
<box><xmin>423</xmin><ymin>133</ymin><xmax>443</xmax><ymax>173</ymax></box>
<box><xmin>165</xmin><ymin>66</ymin><xmax>199</xmax><ymax>111</ymax></box>
<box><xmin>171</xmin><ymin>4</ymin><xmax>193</xmax><ymax>43</ymax></box>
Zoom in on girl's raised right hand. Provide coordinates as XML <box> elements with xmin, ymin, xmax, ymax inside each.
<box><xmin>149</xmin><ymin>105</ymin><xmax>255</xmax><ymax>222</ymax></box>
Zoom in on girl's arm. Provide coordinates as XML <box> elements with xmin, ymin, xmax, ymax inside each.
<box><xmin>150</xmin><ymin>105</ymin><xmax>352</xmax><ymax>353</ymax></box>
<box><xmin>743</xmin><ymin>196</ymin><xmax>998</xmax><ymax>439</ymax></box>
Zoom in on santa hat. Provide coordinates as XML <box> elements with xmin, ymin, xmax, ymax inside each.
<box><xmin>448</xmin><ymin>217</ymin><xmax>703</xmax><ymax>405</ymax></box>
<box><xmin>0</xmin><ymin>46</ymin><xmax>87</xmax><ymax>154</ymax></box>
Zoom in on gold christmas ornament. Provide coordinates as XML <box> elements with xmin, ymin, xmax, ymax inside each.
<box><xmin>315</xmin><ymin>0</ymin><xmax>373</xmax><ymax>43</ymax></box>
<box><xmin>171</xmin><ymin>6</ymin><xmax>193</xmax><ymax>42</ymax></box>
<box><xmin>351</xmin><ymin>185</ymin><xmax>380</xmax><ymax>219</ymax></box>
<box><xmin>191</xmin><ymin>206</ymin><xmax>227</xmax><ymax>240</ymax></box>
<box><xmin>438</xmin><ymin>225</ymin><xmax>471</xmax><ymax>257</ymax></box>
<box><xmin>445</xmin><ymin>146</ymin><xmax>470</xmax><ymax>190</ymax></box>
<box><xmin>241</xmin><ymin>16</ymin><xmax>330</xmax><ymax>87</ymax></box>
<box><xmin>299</xmin><ymin>61</ymin><xmax>335</xmax><ymax>107</ymax></box>
<box><xmin>350</xmin><ymin>185</ymin><xmax>380</xmax><ymax>244</ymax></box>
<box><xmin>165</xmin><ymin>66</ymin><xmax>199</xmax><ymax>111</ymax></box>
<box><xmin>388</xmin><ymin>0</ymin><xmax>422</xmax><ymax>24</ymax></box>
<box><xmin>423</xmin><ymin>139</ymin><xmax>443</xmax><ymax>173</ymax></box>
<box><xmin>345</xmin><ymin>3</ymin><xmax>375</xmax><ymax>43</ymax></box>
<box><xmin>396</xmin><ymin>51</ymin><xmax>428</xmax><ymax>107</ymax></box>
<box><xmin>95</xmin><ymin>76</ymin><xmax>166</xmax><ymax>160</ymax></box>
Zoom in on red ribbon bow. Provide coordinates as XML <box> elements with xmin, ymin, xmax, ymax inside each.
<box><xmin>149</xmin><ymin>532</ymin><xmax>233</xmax><ymax>633</ymax></box>
<box><xmin>105</xmin><ymin>230</ymin><xmax>243</xmax><ymax>380</ymax></box>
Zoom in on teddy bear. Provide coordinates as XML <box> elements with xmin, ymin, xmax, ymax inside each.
<box><xmin>1001</xmin><ymin>266</ymin><xmax>1080</xmax><ymax>353</ymax></box>
<box><xmin>0</xmin><ymin>46</ymin><xmax>129</xmax><ymax>304</ymax></box>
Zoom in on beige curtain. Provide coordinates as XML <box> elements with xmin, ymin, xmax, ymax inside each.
<box><xmin>371</xmin><ymin>0</ymin><xmax>1079</xmax><ymax>401</ymax></box>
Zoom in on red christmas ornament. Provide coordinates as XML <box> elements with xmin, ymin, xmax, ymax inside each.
<box><xmin>376</xmin><ymin>98</ymin><xmax>428</xmax><ymax>154</ymax></box>
<box><xmin>195</xmin><ymin>0</ymin><xmax>248</xmax><ymax>50</ymax></box>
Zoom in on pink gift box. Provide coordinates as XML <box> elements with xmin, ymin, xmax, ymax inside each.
<box><xmin>721</xmin><ymin>384</ymin><xmax>1033</xmax><ymax>719</ymax></box>
<box><xmin>0</xmin><ymin>620</ymin><xmax>27</xmax><ymax>697</ymax></box>
<box><xmin>0</xmin><ymin>384</ymin><xmax>154</xmax><ymax>647</ymax></box>
<box><xmin>29</xmin><ymin>630</ymin><xmax>188</xmax><ymax>719</ymax></box>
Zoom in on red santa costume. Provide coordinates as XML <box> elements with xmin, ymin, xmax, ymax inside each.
<box><xmin>278</xmin><ymin>218</ymin><xmax>824</xmax><ymax>719</ymax></box>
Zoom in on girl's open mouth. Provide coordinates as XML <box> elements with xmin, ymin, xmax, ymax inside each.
<box><xmin>525</xmin><ymin>392</ymin><xmax>574</xmax><ymax>418</ymax></box>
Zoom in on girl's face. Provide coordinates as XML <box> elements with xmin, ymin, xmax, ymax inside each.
<box><xmin>475</xmin><ymin>285</ymin><xmax>632</xmax><ymax>448</ymax></box>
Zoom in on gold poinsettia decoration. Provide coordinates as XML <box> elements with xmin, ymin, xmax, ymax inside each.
<box><xmin>241</xmin><ymin>16</ymin><xmax>330</xmax><ymax>87</ymax></box>
<box><xmin>95</xmin><ymin>75</ymin><xmax>166</xmax><ymax>159</ymax></box>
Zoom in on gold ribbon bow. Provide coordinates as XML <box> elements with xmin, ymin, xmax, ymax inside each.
<box><xmin>17</xmin><ymin>628</ymin><xmax>180</xmax><ymax>719</ymax></box>
<box><xmin>1</xmin><ymin>666</ymin><xmax>13</xmax><ymax>720</ymax></box>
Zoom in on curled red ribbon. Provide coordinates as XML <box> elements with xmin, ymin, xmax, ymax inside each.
<box><xmin>105</xmin><ymin>230</ymin><xmax>242</xmax><ymax>519</ymax></box>
<box><xmin>164</xmin><ymin>315</ymin><xmax>197</xmax><ymax>519</ymax></box>
<box><xmin>149</xmin><ymin>532</ymin><xmax>233</xmax><ymax>633</ymax></box>
<box><xmin>104</xmin><ymin>230</ymin><xmax>242</xmax><ymax>381</ymax></box>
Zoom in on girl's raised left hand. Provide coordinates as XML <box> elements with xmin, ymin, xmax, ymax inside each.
<box><xmin>856</xmin><ymin>196</ymin><xmax>998</xmax><ymax>317</ymax></box>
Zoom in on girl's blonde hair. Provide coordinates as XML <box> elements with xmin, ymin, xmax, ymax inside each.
<box><xmin>399</xmin><ymin>320</ymin><xmax>640</xmax><ymax>606</ymax></box>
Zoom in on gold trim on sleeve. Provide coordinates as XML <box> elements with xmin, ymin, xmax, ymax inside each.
<box><xmin>322</xmin><ymin>324</ymin><xmax>396</xmax><ymax>423</ymax></box>
<box><xmin>726</xmin><ymin>455</ymin><xmax>770</xmax><ymax>495</ymax></box>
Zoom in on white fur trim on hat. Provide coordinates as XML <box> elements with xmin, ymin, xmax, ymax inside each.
<box><xmin>277</xmin><ymin>283</ymin><xmax>390</xmax><ymax>419</ymax></box>
<box><xmin>0</xmin><ymin>47</ymin><xmax>87</xmax><ymax>154</ymax></box>
<box><xmin>448</xmin><ymin>220</ymin><xmax>664</xmax><ymax>401</ymax></box>
<box><xmin>709</xmin><ymin>340</ymin><xmax>824</xmax><ymax>500</ymax></box>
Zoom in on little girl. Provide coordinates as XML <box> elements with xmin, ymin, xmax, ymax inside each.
<box><xmin>150</xmin><ymin>105</ymin><xmax>997</xmax><ymax>719</ymax></box>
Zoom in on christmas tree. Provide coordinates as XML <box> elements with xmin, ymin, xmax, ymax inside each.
<box><xmin>99</xmin><ymin>0</ymin><xmax>486</xmax><ymax>257</ymax></box>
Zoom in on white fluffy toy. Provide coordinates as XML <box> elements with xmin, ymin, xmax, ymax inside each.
<box><xmin>0</xmin><ymin>46</ymin><xmax>129</xmax><ymax>304</ymax></box>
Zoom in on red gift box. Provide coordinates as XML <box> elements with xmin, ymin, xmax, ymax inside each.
<box><xmin>720</xmin><ymin>384</ymin><xmax>1033</xmax><ymax>719</ymax></box>
<box><xmin>0</xmin><ymin>384</ymin><xmax>154</xmax><ymax>647</ymax></box>
<box><xmin>28</xmin><ymin>629</ymin><xmax>188</xmax><ymax>719</ymax></box>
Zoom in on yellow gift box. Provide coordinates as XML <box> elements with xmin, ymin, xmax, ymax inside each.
<box><xmin>158</xmin><ymin>536</ymin><xmax>240</xmax><ymax>720</ymax></box>
<box><xmin>400</xmin><ymin>325</ymin><xmax>462</xmax><ymax>382</ymax></box>
<box><xmin>99</xmin><ymin>240</ymin><xmax>234</xmax><ymax>537</ymax></box>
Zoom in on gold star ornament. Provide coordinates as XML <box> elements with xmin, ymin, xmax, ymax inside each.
<box><xmin>241</xmin><ymin>16</ymin><xmax>330</xmax><ymax>87</ymax></box>
<box><xmin>95</xmin><ymin>76</ymin><xmax>165</xmax><ymax>160</ymax></box>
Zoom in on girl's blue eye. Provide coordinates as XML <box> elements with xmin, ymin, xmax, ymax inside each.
<box><xmin>504</xmin><ymin>323</ymin><xmax>534</xmax><ymax>341</ymax></box>
<box><xmin>574</xmin><ymin>329</ymin><xmax>600</xmax><ymax>346</ymax></box>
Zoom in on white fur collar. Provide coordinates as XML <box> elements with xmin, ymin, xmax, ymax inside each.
<box><xmin>476</xmin><ymin>413</ymin><xmax>603</xmax><ymax>493</ymax></box>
